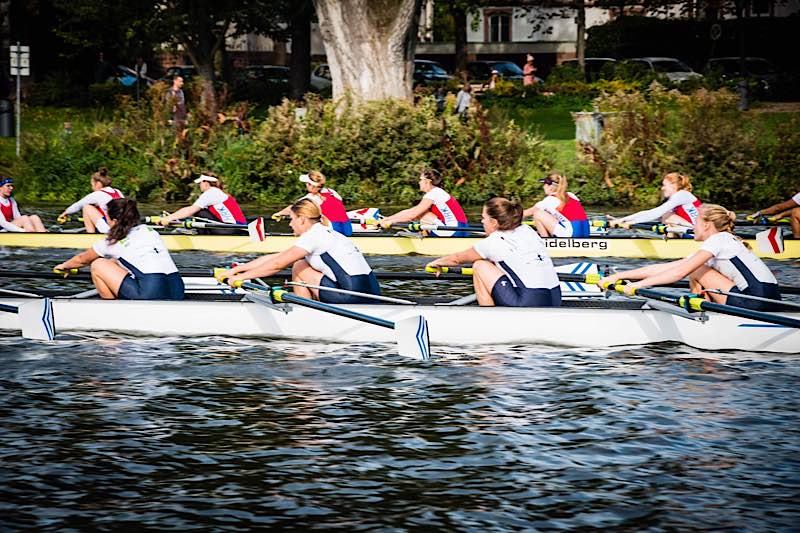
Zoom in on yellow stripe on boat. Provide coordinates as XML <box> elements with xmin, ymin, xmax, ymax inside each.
<box><xmin>1</xmin><ymin>232</ymin><xmax>798</xmax><ymax>259</ymax></box>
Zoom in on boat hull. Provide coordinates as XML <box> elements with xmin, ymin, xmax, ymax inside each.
<box><xmin>1</xmin><ymin>298</ymin><xmax>797</xmax><ymax>353</ymax></box>
<box><xmin>1</xmin><ymin>232</ymin><xmax>798</xmax><ymax>259</ymax></box>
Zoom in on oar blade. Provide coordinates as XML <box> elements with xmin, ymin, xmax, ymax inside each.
<box><xmin>18</xmin><ymin>298</ymin><xmax>56</xmax><ymax>340</ymax></box>
<box><xmin>248</xmin><ymin>217</ymin><xmax>266</xmax><ymax>242</ymax></box>
<box><xmin>756</xmin><ymin>227</ymin><xmax>784</xmax><ymax>255</ymax></box>
<box><xmin>395</xmin><ymin>315</ymin><xmax>431</xmax><ymax>360</ymax></box>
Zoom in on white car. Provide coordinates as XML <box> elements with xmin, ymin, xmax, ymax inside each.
<box><xmin>626</xmin><ymin>57</ymin><xmax>702</xmax><ymax>83</ymax></box>
<box><xmin>310</xmin><ymin>64</ymin><xmax>332</xmax><ymax>91</ymax></box>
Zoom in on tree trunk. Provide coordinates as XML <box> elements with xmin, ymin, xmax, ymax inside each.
<box><xmin>313</xmin><ymin>0</ymin><xmax>422</xmax><ymax>101</ymax></box>
<box><xmin>453</xmin><ymin>3</ymin><xmax>467</xmax><ymax>79</ymax></box>
<box><xmin>290</xmin><ymin>0</ymin><xmax>313</xmax><ymax>101</ymax></box>
<box><xmin>575</xmin><ymin>0</ymin><xmax>586</xmax><ymax>76</ymax></box>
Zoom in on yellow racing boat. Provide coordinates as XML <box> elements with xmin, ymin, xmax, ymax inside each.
<box><xmin>0</xmin><ymin>231</ymin><xmax>797</xmax><ymax>259</ymax></box>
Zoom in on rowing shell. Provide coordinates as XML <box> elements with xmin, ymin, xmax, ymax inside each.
<box><xmin>1</xmin><ymin>296</ymin><xmax>797</xmax><ymax>353</ymax></box>
<box><xmin>1</xmin><ymin>232</ymin><xmax>798</xmax><ymax>259</ymax></box>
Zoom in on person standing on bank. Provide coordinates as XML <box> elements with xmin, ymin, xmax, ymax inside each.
<box><xmin>166</xmin><ymin>75</ymin><xmax>187</xmax><ymax>131</ymax></box>
<box><xmin>54</xmin><ymin>198</ymin><xmax>184</xmax><ymax>300</ymax></box>
<box><xmin>454</xmin><ymin>83</ymin><xmax>472</xmax><ymax>123</ymax></box>
<box><xmin>523</xmin><ymin>54</ymin><xmax>537</xmax><ymax>86</ymax></box>
<box><xmin>0</xmin><ymin>176</ymin><xmax>47</xmax><ymax>232</ymax></box>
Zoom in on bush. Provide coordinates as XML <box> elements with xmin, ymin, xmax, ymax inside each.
<box><xmin>12</xmin><ymin>93</ymin><xmax>555</xmax><ymax>208</ymax></box>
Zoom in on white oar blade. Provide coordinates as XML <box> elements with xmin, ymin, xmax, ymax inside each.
<box><xmin>556</xmin><ymin>262</ymin><xmax>600</xmax><ymax>294</ymax></box>
<box><xmin>19</xmin><ymin>298</ymin><xmax>56</xmax><ymax>341</ymax></box>
<box><xmin>248</xmin><ymin>217</ymin><xmax>266</xmax><ymax>242</ymax></box>
<box><xmin>756</xmin><ymin>227</ymin><xmax>784</xmax><ymax>254</ymax></box>
<box><xmin>347</xmin><ymin>207</ymin><xmax>383</xmax><ymax>233</ymax></box>
<box><xmin>395</xmin><ymin>315</ymin><xmax>430</xmax><ymax>360</ymax></box>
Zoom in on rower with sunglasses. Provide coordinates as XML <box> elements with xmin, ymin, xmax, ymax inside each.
<box><xmin>523</xmin><ymin>173</ymin><xmax>590</xmax><ymax>238</ymax></box>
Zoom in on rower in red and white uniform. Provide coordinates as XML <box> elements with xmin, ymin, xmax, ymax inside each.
<box><xmin>523</xmin><ymin>173</ymin><xmax>590</xmax><ymax>238</ymax></box>
<box><xmin>220</xmin><ymin>199</ymin><xmax>381</xmax><ymax>304</ymax></box>
<box><xmin>599</xmin><ymin>203</ymin><xmax>782</xmax><ymax>312</ymax></box>
<box><xmin>159</xmin><ymin>173</ymin><xmax>246</xmax><ymax>229</ymax></box>
<box><xmin>57</xmin><ymin>167</ymin><xmax>124</xmax><ymax>233</ymax></box>
<box><xmin>272</xmin><ymin>171</ymin><xmax>352</xmax><ymax>236</ymax></box>
<box><xmin>0</xmin><ymin>176</ymin><xmax>47</xmax><ymax>232</ymax></box>
<box><xmin>426</xmin><ymin>197</ymin><xmax>561</xmax><ymax>307</ymax></box>
<box><xmin>379</xmin><ymin>168</ymin><xmax>469</xmax><ymax>237</ymax></box>
<box><xmin>610</xmin><ymin>172</ymin><xmax>702</xmax><ymax>228</ymax></box>
<box><xmin>750</xmin><ymin>191</ymin><xmax>800</xmax><ymax>238</ymax></box>
<box><xmin>54</xmin><ymin>198</ymin><xmax>184</xmax><ymax>300</ymax></box>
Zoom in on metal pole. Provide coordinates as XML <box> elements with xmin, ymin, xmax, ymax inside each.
<box><xmin>15</xmin><ymin>41</ymin><xmax>20</xmax><ymax>157</ymax></box>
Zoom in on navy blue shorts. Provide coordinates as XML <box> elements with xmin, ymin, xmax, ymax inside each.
<box><xmin>726</xmin><ymin>283</ymin><xmax>782</xmax><ymax>311</ymax></box>
<box><xmin>491</xmin><ymin>275</ymin><xmax>561</xmax><ymax>307</ymax></box>
<box><xmin>119</xmin><ymin>272</ymin><xmax>185</xmax><ymax>300</ymax></box>
<box><xmin>319</xmin><ymin>273</ymin><xmax>381</xmax><ymax>304</ymax></box>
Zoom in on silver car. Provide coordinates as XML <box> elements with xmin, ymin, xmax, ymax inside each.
<box><xmin>626</xmin><ymin>57</ymin><xmax>702</xmax><ymax>83</ymax></box>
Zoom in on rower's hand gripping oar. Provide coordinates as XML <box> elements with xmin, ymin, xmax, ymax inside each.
<box><xmin>424</xmin><ymin>265</ymin><xmax>604</xmax><ymax>285</ymax></box>
<box><xmin>599</xmin><ymin>280</ymin><xmax>800</xmax><ymax>329</ymax></box>
<box><xmin>0</xmin><ymin>298</ymin><xmax>56</xmax><ymax>340</ymax></box>
<box><xmin>217</xmin><ymin>274</ymin><xmax>431</xmax><ymax>360</ymax></box>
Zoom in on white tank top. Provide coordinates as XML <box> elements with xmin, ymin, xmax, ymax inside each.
<box><xmin>700</xmin><ymin>231</ymin><xmax>777</xmax><ymax>290</ymax></box>
<box><xmin>473</xmin><ymin>225</ymin><xmax>559</xmax><ymax>289</ymax></box>
<box><xmin>293</xmin><ymin>223</ymin><xmax>372</xmax><ymax>282</ymax></box>
<box><xmin>92</xmin><ymin>225</ymin><xmax>179</xmax><ymax>275</ymax></box>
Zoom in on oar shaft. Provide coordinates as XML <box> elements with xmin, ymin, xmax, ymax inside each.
<box><xmin>0</xmin><ymin>303</ymin><xmax>19</xmax><ymax>314</ymax></box>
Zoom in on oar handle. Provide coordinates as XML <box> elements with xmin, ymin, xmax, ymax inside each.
<box><xmin>425</xmin><ymin>265</ymin><xmax>473</xmax><ymax>276</ymax></box>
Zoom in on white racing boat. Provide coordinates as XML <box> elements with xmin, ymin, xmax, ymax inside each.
<box><xmin>1</xmin><ymin>292</ymin><xmax>798</xmax><ymax>354</ymax></box>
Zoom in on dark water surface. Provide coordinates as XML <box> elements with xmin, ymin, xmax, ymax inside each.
<box><xmin>1</xmin><ymin>249</ymin><xmax>800</xmax><ymax>530</ymax></box>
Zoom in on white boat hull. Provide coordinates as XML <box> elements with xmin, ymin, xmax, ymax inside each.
<box><xmin>1</xmin><ymin>298</ymin><xmax>797</xmax><ymax>354</ymax></box>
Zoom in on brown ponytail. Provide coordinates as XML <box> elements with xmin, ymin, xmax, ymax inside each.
<box><xmin>92</xmin><ymin>166</ymin><xmax>113</xmax><ymax>187</ymax></box>
<box><xmin>484</xmin><ymin>197</ymin><xmax>523</xmax><ymax>231</ymax></box>
<box><xmin>106</xmin><ymin>198</ymin><xmax>141</xmax><ymax>244</ymax></box>
<box><xmin>420</xmin><ymin>168</ymin><xmax>444</xmax><ymax>187</ymax></box>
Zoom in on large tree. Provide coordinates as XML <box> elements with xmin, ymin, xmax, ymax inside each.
<box><xmin>313</xmin><ymin>0</ymin><xmax>423</xmax><ymax>101</ymax></box>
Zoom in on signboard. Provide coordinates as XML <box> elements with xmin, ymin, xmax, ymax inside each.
<box><xmin>10</xmin><ymin>45</ymin><xmax>30</xmax><ymax>76</ymax></box>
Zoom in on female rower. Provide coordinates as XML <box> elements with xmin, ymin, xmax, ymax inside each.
<box><xmin>379</xmin><ymin>168</ymin><xmax>469</xmax><ymax>236</ymax></box>
<box><xmin>750</xmin><ymin>191</ymin><xmax>800</xmax><ymax>238</ymax></box>
<box><xmin>523</xmin><ymin>173</ymin><xmax>589</xmax><ymax>238</ymax></box>
<box><xmin>54</xmin><ymin>198</ymin><xmax>184</xmax><ymax>300</ymax></box>
<box><xmin>426</xmin><ymin>197</ymin><xmax>561</xmax><ymax>307</ymax></box>
<box><xmin>57</xmin><ymin>167</ymin><xmax>124</xmax><ymax>233</ymax></box>
<box><xmin>272</xmin><ymin>171</ymin><xmax>352</xmax><ymax>236</ymax></box>
<box><xmin>0</xmin><ymin>176</ymin><xmax>46</xmax><ymax>232</ymax></box>
<box><xmin>219</xmin><ymin>199</ymin><xmax>380</xmax><ymax>304</ymax></box>
<box><xmin>159</xmin><ymin>173</ymin><xmax>247</xmax><ymax>228</ymax></box>
<box><xmin>609</xmin><ymin>172</ymin><xmax>702</xmax><ymax>229</ymax></box>
<box><xmin>598</xmin><ymin>203</ymin><xmax>782</xmax><ymax>311</ymax></box>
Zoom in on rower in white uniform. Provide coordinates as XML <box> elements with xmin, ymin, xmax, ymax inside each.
<box><xmin>609</xmin><ymin>172</ymin><xmax>702</xmax><ymax>229</ymax></box>
<box><xmin>218</xmin><ymin>198</ymin><xmax>381</xmax><ymax>304</ymax></box>
<box><xmin>0</xmin><ymin>176</ymin><xmax>47</xmax><ymax>232</ymax></box>
<box><xmin>54</xmin><ymin>198</ymin><xmax>184</xmax><ymax>300</ymax></box>
<box><xmin>57</xmin><ymin>167</ymin><xmax>124</xmax><ymax>233</ymax></box>
<box><xmin>599</xmin><ymin>203</ymin><xmax>782</xmax><ymax>311</ymax></box>
<box><xmin>426</xmin><ymin>197</ymin><xmax>561</xmax><ymax>307</ymax></box>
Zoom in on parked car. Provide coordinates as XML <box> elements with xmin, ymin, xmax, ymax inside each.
<box><xmin>245</xmin><ymin>65</ymin><xmax>290</xmax><ymax>85</ymax></box>
<box><xmin>160</xmin><ymin>65</ymin><xmax>198</xmax><ymax>83</ymax></box>
<box><xmin>623</xmin><ymin>57</ymin><xmax>702</xmax><ymax>83</ymax></box>
<box><xmin>560</xmin><ymin>58</ymin><xmax>617</xmax><ymax>82</ymax></box>
<box><xmin>466</xmin><ymin>60</ymin><xmax>543</xmax><ymax>84</ymax></box>
<box><xmin>704</xmin><ymin>57</ymin><xmax>784</xmax><ymax>97</ymax></box>
<box><xmin>310</xmin><ymin>64</ymin><xmax>332</xmax><ymax>91</ymax></box>
<box><xmin>413</xmin><ymin>59</ymin><xmax>451</xmax><ymax>86</ymax></box>
<box><xmin>114</xmin><ymin>65</ymin><xmax>155</xmax><ymax>87</ymax></box>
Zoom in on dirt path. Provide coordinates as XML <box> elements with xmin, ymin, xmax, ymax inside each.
<box><xmin>749</xmin><ymin>102</ymin><xmax>800</xmax><ymax>113</ymax></box>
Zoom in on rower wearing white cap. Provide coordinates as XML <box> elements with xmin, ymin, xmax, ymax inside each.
<box><xmin>0</xmin><ymin>176</ymin><xmax>47</xmax><ymax>232</ymax></box>
<box><xmin>159</xmin><ymin>172</ymin><xmax>246</xmax><ymax>227</ymax></box>
<box><xmin>272</xmin><ymin>170</ymin><xmax>352</xmax><ymax>236</ymax></box>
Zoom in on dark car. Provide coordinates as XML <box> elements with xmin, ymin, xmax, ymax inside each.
<box><xmin>160</xmin><ymin>65</ymin><xmax>198</xmax><ymax>83</ymax></box>
<box><xmin>466</xmin><ymin>60</ymin><xmax>530</xmax><ymax>82</ymax></box>
<box><xmin>704</xmin><ymin>57</ymin><xmax>784</xmax><ymax>98</ymax></box>
<box><xmin>560</xmin><ymin>58</ymin><xmax>617</xmax><ymax>82</ymax></box>
<box><xmin>413</xmin><ymin>60</ymin><xmax>451</xmax><ymax>86</ymax></box>
<box><xmin>245</xmin><ymin>65</ymin><xmax>290</xmax><ymax>85</ymax></box>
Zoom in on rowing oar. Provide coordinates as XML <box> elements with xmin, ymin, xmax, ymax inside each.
<box><xmin>601</xmin><ymin>281</ymin><xmax>800</xmax><ymax>329</ymax></box>
<box><xmin>232</xmin><ymin>281</ymin><xmax>431</xmax><ymax>360</ymax></box>
<box><xmin>0</xmin><ymin>298</ymin><xmax>56</xmax><ymax>340</ymax></box>
<box><xmin>144</xmin><ymin>216</ymin><xmax>266</xmax><ymax>241</ymax></box>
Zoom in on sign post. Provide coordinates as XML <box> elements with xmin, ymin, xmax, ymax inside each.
<box><xmin>10</xmin><ymin>42</ymin><xmax>30</xmax><ymax>157</ymax></box>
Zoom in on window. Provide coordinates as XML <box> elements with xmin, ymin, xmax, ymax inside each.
<box><xmin>488</xmin><ymin>13</ymin><xmax>511</xmax><ymax>42</ymax></box>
